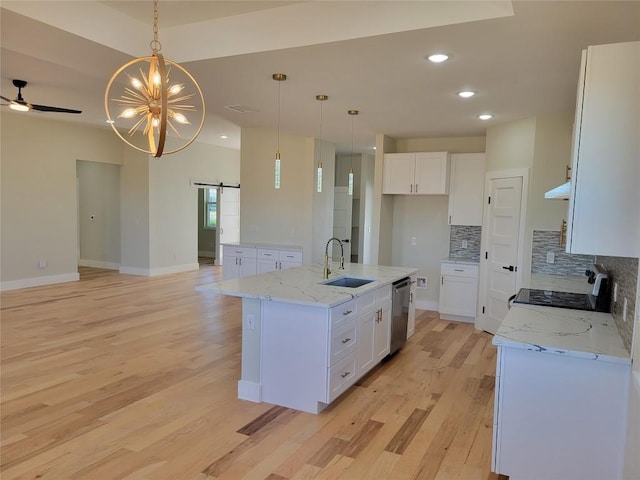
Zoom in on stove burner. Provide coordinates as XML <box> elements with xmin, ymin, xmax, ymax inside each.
<box><xmin>514</xmin><ymin>288</ymin><xmax>595</xmax><ymax>311</ymax></box>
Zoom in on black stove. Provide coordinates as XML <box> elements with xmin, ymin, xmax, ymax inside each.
<box><xmin>513</xmin><ymin>288</ymin><xmax>595</xmax><ymax>311</ymax></box>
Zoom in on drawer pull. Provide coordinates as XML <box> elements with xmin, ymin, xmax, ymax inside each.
<box><xmin>341</xmin><ymin>371</ymin><xmax>351</xmax><ymax>378</ymax></box>
<box><xmin>264</xmin><ymin>253</ymin><xmax>272</xmax><ymax>256</ymax></box>
<box><xmin>343</xmin><ymin>309</ymin><xmax>353</xmax><ymax>316</ymax></box>
<box><xmin>341</xmin><ymin>337</ymin><xmax>352</xmax><ymax>344</ymax></box>
<box><xmin>454</xmin><ymin>268</ymin><xmax>464</xmax><ymax>272</ymax></box>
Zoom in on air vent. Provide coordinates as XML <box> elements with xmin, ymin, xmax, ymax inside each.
<box><xmin>224</xmin><ymin>104</ymin><xmax>257</xmax><ymax>113</ymax></box>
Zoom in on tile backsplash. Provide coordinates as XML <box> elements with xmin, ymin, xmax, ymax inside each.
<box><xmin>531</xmin><ymin>230</ymin><xmax>594</xmax><ymax>275</ymax></box>
<box><xmin>449</xmin><ymin>225</ymin><xmax>481</xmax><ymax>261</ymax></box>
<box><xmin>595</xmin><ymin>255</ymin><xmax>638</xmax><ymax>353</ymax></box>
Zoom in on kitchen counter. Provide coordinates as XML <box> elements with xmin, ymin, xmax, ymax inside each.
<box><xmin>202</xmin><ymin>262</ymin><xmax>418</xmax><ymax>307</ymax></box>
<box><xmin>221</xmin><ymin>241</ymin><xmax>303</xmax><ymax>250</ymax></box>
<box><xmin>493</xmin><ymin>304</ymin><xmax>630</xmax><ymax>364</ymax></box>
<box><xmin>442</xmin><ymin>257</ymin><xmax>479</xmax><ymax>265</ymax></box>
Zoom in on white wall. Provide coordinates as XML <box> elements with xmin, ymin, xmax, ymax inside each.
<box><xmin>77</xmin><ymin>160</ymin><xmax>121</xmax><ymax>269</ymax></box>
<box><xmin>0</xmin><ymin>112</ymin><xmax>124</xmax><ymax>289</ymax></box>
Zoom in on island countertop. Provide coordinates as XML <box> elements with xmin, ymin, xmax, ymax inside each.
<box><xmin>493</xmin><ymin>304</ymin><xmax>630</xmax><ymax>365</ymax></box>
<box><xmin>200</xmin><ymin>263</ymin><xmax>418</xmax><ymax>307</ymax></box>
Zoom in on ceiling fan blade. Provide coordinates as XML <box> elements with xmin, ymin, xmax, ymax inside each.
<box><xmin>31</xmin><ymin>103</ymin><xmax>82</xmax><ymax>114</ymax></box>
<box><xmin>0</xmin><ymin>95</ymin><xmax>14</xmax><ymax>103</ymax></box>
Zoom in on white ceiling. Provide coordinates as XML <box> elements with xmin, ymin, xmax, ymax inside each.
<box><xmin>1</xmin><ymin>1</ymin><xmax>639</xmax><ymax>153</ymax></box>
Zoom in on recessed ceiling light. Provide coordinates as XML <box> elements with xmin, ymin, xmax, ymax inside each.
<box><xmin>220</xmin><ymin>135</ymin><xmax>228</xmax><ymax>139</ymax></box>
<box><xmin>478</xmin><ymin>114</ymin><xmax>493</xmax><ymax>120</ymax></box>
<box><xmin>458</xmin><ymin>91</ymin><xmax>475</xmax><ymax>98</ymax></box>
<box><xmin>427</xmin><ymin>53</ymin><xmax>449</xmax><ymax>63</ymax></box>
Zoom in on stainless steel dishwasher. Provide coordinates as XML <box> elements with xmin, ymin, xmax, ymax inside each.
<box><xmin>390</xmin><ymin>277</ymin><xmax>410</xmax><ymax>355</ymax></box>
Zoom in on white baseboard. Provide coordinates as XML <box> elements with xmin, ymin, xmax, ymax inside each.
<box><xmin>198</xmin><ymin>250</ymin><xmax>216</xmax><ymax>258</ymax></box>
<box><xmin>416</xmin><ymin>299</ymin><xmax>439</xmax><ymax>311</ymax></box>
<box><xmin>78</xmin><ymin>259</ymin><xmax>120</xmax><ymax>270</ymax></box>
<box><xmin>439</xmin><ymin>313</ymin><xmax>476</xmax><ymax>324</ymax></box>
<box><xmin>119</xmin><ymin>263</ymin><xmax>200</xmax><ymax>277</ymax></box>
<box><xmin>237</xmin><ymin>380</ymin><xmax>261</xmax><ymax>402</ymax></box>
<box><xmin>0</xmin><ymin>272</ymin><xmax>79</xmax><ymax>291</ymax></box>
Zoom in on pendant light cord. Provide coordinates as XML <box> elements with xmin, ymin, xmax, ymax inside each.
<box><xmin>277</xmin><ymin>79</ymin><xmax>281</xmax><ymax>156</ymax></box>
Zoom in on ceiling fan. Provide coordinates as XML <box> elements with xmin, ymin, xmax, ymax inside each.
<box><xmin>1</xmin><ymin>79</ymin><xmax>82</xmax><ymax>114</ymax></box>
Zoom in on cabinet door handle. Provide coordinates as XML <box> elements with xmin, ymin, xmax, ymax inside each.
<box><xmin>449</xmin><ymin>215</ymin><xmax>452</xmax><ymax>225</ymax></box>
<box><xmin>239</xmin><ymin>258</ymin><xmax>242</xmax><ymax>266</ymax></box>
<box><xmin>341</xmin><ymin>337</ymin><xmax>352</xmax><ymax>344</ymax></box>
<box><xmin>235</xmin><ymin>257</ymin><xmax>239</xmax><ymax>265</ymax></box>
<box><xmin>409</xmin><ymin>292</ymin><xmax>413</xmax><ymax>303</ymax></box>
<box><xmin>565</xmin><ymin>165</ymin><xmax>572</xmax><ymax>182</ymax></box>
<box><xmin>341</xmin><ymin>371</ymin><xmax>351</xmax><ymax>378</ymax></box>
<box><xmin>343</xmin><ymin>309</ymin><xmax>353</xmax><ymax>316</ymax></box>
<box><xmin>415</xmin><ymin>184</ymin><xmax>418</xmax><ymax>193</ymax></box>
<box><xmin>275</xmin><ymin>261</ymin><xmax>279</xmax><ymax>269</ymax></box>
<box><xmin>410</xmin><ymin>184</ymin><xmax>413</xmax><ymax>193</ymax></box>
<box><xmin>441</xmin><ymin>276</ymin><xmax>444</xmax><ymax>285</ymax></box>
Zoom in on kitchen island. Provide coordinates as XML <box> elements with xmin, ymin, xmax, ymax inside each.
<box><xmin>203</xmin><ymin>262</ymin><xmax>417</xmax><ymax>413</ymax></box>
<box><xmin>492</xmin><ymin>303</ymin><xmax>630</xmax><ymax>480</ymax></box>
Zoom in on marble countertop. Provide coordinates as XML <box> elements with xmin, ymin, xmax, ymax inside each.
<box><xmin>493</xmin><ymin>304</ymin><xmax>630</xmax><ymax>364</ymax></box>
<box><xmin>221</xmin><ymin>242</ymin><xmax>303</xmax><ymax>251</ymax></box>
<box><xmin>200</xmin><ymin>263</ymin><xmax>418</xmax><ymax>308</ymax></box>
<box><xmin>528</xmin><ymin>273</ymin><xmax>592</xmax><ymax>294</ymax></box>
<box><xmin>442</xmin><ymin>257</ymin><xmax>480</xmax><ymax>265</ymax></box>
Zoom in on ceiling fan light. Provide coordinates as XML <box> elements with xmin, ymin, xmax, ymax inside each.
<box><xmin>10</xmin><ymin>102</ymin><xmax>30</xmax><ymax>112</ymax></box>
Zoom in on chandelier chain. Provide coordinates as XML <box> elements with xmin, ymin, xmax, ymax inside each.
<box><xmin>151</xmin><ymin>0</ymin><xmax>162</xmax><ymax>53</ymax></box>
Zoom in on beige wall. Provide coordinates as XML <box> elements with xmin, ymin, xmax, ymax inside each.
<box><xmin>311</xmin><ymin>139</ymin><xmax>336</xmax><ymax>264</ymax></box>
<box><xmin>240</xmin><ymin>127</ymin><xmax>329</xmax><ymax>262</ymax></box>
<box><xmin>1</xmin><ymin>111</ymin><xmax>240</xmax><ymax>287</ymax></box>
<box><xmin>77</xmin><ymin>160</ymin><xmax>121</xmax><ymax>268</ymax></box>
<box><xmin>396</xmin><ymin>136</ymin><xmax>486</xmax><ymax>153</ymax></box>
<box><xmin>1</xmin><ymin>112</ymin><xmax>124</xmax><ymax>288</ymax></box>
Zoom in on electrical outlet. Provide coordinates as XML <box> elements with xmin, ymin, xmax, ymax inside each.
<box><xmin>410</xmin><ymin>237</ymin><xmax>417</xmax><ymax>246</ymax></box>
<box><xmin>38</xmin><ymin>259</ymin><xmax>47</xmax><ymax>269</ymax></box>
<box><xmin>417</xmin><ymin>277</ymin><xmax>427</xmax><ymax>288</ymax></box>
<box><xmin>623</xmin><ymin>298</ymin><xmax>628</xmax><ymax>322</ymax></box>
<box><xmin>546</xmin><ymin>252</ymin><xmax>555</xmax><ymax>264</ymax></box>
<box><xmin>613</xmin><ymin>283</ymin><xmax>618</xmax><ymax>303</ymax></box>
<box><xmin>462</xmin><ymin>240</ymin><xmax>468</xmax><ymax>249</ymax></box>
<box><xmin>247</xmin><ymin>314</ymin><xmax>255</xmax><ymax>330</ymax></box>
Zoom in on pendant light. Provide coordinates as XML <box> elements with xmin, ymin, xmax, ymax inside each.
<box><xmin>105</xmin><ymin>0</ymin><xmax>205</xmax><ymax>157</ymax></box>
<box><xmin>348</xmin><ymin>109</ymin><xmax>359</xmax><ymax>196</ymax></box>
<box><xmin>316</xmin><ymin>95</ymin><xmax>328</xmax><ymax>193</ymax></box>
<box><xmin>273</xmin><ymin>73</ymin><xmax>287</xmax><ymax>189</ymax></box>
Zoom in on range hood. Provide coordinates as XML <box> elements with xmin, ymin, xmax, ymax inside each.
<box><xmin>544</xmin><ymin>181</ymin><xmax>570</xmax><ymax>200</ymax></box>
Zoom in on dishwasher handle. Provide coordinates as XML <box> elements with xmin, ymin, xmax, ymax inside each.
<box><xmin>393</xmin><ymin>277</ymin><xmax>411</xmax><ymax>292</ymax></box>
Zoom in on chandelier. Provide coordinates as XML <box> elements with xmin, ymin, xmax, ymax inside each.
<box><xmin>104</xmin><ymin>0</ymin><xmax>205</xmax><ymax>157</ymax></box>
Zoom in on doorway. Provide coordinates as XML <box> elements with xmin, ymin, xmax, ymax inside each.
<box><xmin>477</xmin><ymin>170</ymin><xmax>528</xmax><ymax>334</ymax></box>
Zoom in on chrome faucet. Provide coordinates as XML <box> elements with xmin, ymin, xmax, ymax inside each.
<box><xmin>323</xmin><ymin>237</ymin><xmax>345</xmax><ymax>279</ymax></box>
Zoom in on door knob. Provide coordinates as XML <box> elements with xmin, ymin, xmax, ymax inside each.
<box><xmin>502</xmin><ymin>265</ymin><xmax>516</xmax><ymax>272</ymax></box>
<box><xmin>341</xmin><ymin>239</ymin><xmax>350</xmax><ymax>243</ymax></box>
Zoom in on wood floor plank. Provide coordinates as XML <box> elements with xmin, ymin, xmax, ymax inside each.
<box><xmin>1</xmin><ymin>266</ymin><xmax>500</xmax><ymax>480</ymax></box>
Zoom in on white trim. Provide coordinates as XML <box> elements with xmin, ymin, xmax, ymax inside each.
<box><xmin>198</xmin><ymin>251</ymin><xmax>216</xmax><ymax>258</ymax></box>
<box><xmin>439</xmin><ymin>313</ymin><xmax>475</xmax><ymax>324</ymax></box>
<box><xmin>237</xmin><ymin>380</ymin><xmax>262</xmax><ymax>402</ymax></box>
<box><xmin>1</xmin><ymin>272</ymin><xmax>79</xmax><ymax>291</ymax></box>
<box><xmin>78</xmin><ymin>259</ymin><xmax>120</xmax><ymax>270</ymax></box>
<box><xmin>416</xmin><ymin>299</ymin><xmax>439</xmax><ymax>311</ymax></box>
<box><xmin>119</xmin><ymin>263</ymin><xmax>199</xmax><ymax>277</ymax></box>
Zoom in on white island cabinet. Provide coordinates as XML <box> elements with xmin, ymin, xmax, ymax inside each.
<box><xmin>492</xmin><ymin>304</ymin><xmax>631</xmax><ymax>480</ymax></box>
<box><xmin>204</xmin><ymin>263</ymin><xmax>417</xmax><ymax>414</ymax></box>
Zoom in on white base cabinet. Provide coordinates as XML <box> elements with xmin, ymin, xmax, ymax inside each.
<box><xmin>439</xmin><ymin>262</ymin><xmax>478</xmax><ymax>322</ymax></box>
<box><xmin>223</xmin><ymin>244</ymin><xmax>302</xmax><ymax>279</ymax></box>
<box><xmin>260</xmin><ymin>285</ymin><xmax>392</xmax><ymax>413</ymax></box>
<box><xmin>493</xmin><ymin>346</ymin><xmax>630</xmax><ymax>480</ymax></box>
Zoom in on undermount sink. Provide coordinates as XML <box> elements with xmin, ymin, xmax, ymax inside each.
<box><xmin>322</xmin><ymin>277</ymin><xmax>374</xmax><ymax>288</ymax></box>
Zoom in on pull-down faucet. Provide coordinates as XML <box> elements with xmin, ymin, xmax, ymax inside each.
<box><xmin>323</xmin><ymin>237</ymin><xmax>345</xmax><ymax>279</ymax></box>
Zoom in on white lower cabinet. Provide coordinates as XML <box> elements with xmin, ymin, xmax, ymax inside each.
<box><xmin>439</xmin><ymin>262</ymin><xmax>479</xmax><ymax>322</ymax></box>
<box><xmin>493</xmin><ymin>346</ymin><xmax>630</xmax><ymax>480</ymax></box>
<box><xmin>224</xmin><ymin>244</ymin><xmax>302</xmax><ymax>278</ymax></box>
<box><xmin>261</xmin><ymin>284</ymin><xmax>392</xmax><ymax>413</ymax></box>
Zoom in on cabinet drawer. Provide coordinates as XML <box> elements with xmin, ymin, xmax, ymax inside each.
<box><xmin>328</xmin><ymin>351</ymin><xmax>357</xmax><ymax>403</ymax></box>
<box><xmin>225</xmin><ymin>246</ymin><xmax>256</xmax><ymax>258</ymax></box>
<box><xmin>279</xmin><ymin>250</ymin><xmax>303</xmax><ymax>263</ymax></box>
<box><xmin>330</xmin><ymin>298</ymin><xmax>357</xmax><ymax>327</ymax></box>
<box><xmin>375</xmin><ymin>285</ymin><xmax>392</xmax><ymax>304</ymax></box>
<box><xmin>257</xmin><ymin>248</ymin><xmax>280</xmax><ymax>260</ymax></box>
<box><xmin>357</xmin><ymin>290</ymin><xmax>376</xmax><ymax>312</ymax></box>
<box><xmin>441</xmin><ymin>263</ymin><xmax>478</xmax><ymax>277</ymax></box>
<box><xmin>330</xmin><ymin>318</ymin><xmax>357</xmax><ymax>366</ymax></box>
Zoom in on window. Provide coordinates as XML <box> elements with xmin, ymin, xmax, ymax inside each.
<box><xmin>204</xmin><ymin>188</ymin><xmax>217</xmax><ymax>229</ymax></box>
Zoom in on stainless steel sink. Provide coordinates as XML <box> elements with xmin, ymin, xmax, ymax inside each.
<box><xmin>322</xmin><ymin>277</ymin><xmax>374</xmax><ymax>288</ymax></box>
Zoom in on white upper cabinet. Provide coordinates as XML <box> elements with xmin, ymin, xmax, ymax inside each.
<box><xmin>448</xmin><ymin>153</ymin><xmax>486</xmax><ymax>226</ymax></box>
<box><xmin>566</xmin><ymin>41</ymin><xmax>639</xmax><ymax>257</ymax></box>
<box><xmin>383</xmin><ymin>152</ymin><xmax>450</xmax><ymax>195</ymax></box>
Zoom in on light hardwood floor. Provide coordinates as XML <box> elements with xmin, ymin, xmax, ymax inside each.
<box><xmin>1</xmin><ymin>266</ymin><xmax>506</xmax><ymax>480</ymax></box>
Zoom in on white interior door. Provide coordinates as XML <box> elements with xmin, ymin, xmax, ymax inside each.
<box><xmin>217</xmin><ymin>187</ymin><xmax>240</xmax><ymax>266</ymax></box>
<box><xmin>479</xmin><ymin>176</ymin><xmax>524</xmax><ymax>334</ymax></box>
<box><xmin>332</xmin><ymin>186</ymin><xmax>352</xmax><ymax>262</ymax></box>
